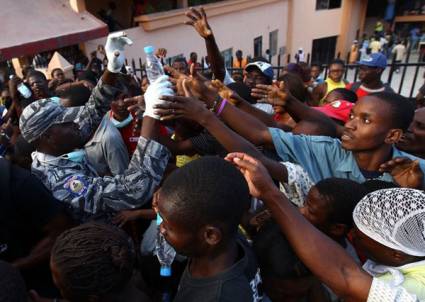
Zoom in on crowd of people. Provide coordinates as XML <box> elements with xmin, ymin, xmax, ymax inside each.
<box><xmin>2</xmin><ymin>6</ymin><xmax>425</xmax><ymax>302</ymax></box>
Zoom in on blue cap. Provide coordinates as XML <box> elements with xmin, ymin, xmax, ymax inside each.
<box><xmin>144</xmin><ymin>46</ymin><xmax>155</xmax><ymax>54</ymax></box>
<box><xmin>160</xmin><ymin>265</ymin><xmax>172</xmax><ymax>277</ymax></box>
<box><xmin>359</xmin><ymin>53</ymin><xmax>387</xmax><ymax>69</ymax></box>
<box><xmin>245</xmin><ymin>61</ymin><xmax>274</xmax><ymax>80</ymax></box>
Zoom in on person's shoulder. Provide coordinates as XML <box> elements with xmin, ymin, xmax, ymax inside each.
<box><xmin>219</xmin><ymin>240</ymin><xmax>263</xmax><ymax>302</ymax></box>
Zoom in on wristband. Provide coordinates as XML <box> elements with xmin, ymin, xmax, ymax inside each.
<box><xmin>216</xmin><ymin>99</ymin><xmax>228</xmax><ymax>116</ymax></box>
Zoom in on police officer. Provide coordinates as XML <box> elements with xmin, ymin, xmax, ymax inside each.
<box><xmin>19</xmin><ymin>32</ymin><xmax>173</xmax><ymax>222</ymax></box>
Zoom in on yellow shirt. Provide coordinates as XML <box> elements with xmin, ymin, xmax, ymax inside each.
<box><xmin>320</xmin><ymin>78</ymin><xmax>346</xmax><ymax>103</ymax></box>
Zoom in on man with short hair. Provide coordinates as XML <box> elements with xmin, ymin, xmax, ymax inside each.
<box><xmin>27</xmin><ymin>71</ymin><xmax>51</xmax><ymax>100</ymax></box>
<box><xmin>347</xmin><ymin>52</ymin><xmax>394</xmax><ymax>99</ymax></box>
<box><xmin>172</xmin><ymin>57</ymin><xmax>189</xmax><ymax>75</ymax></box>
<box><xmin>397</xmin><ymin>108</ymin><xmax>425</xmax><ymax>159</ymax></box>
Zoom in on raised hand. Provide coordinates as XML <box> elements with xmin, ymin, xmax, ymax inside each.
<box><xmin>379</xmin><ymin>157</ymin><xmax>424</xmax><ymax>189</ymax></box>
<box><xmin>185</xmin><ymin>7</ymin><xmax>212</xmax><ymax>38</ymax></box>
<box><xmin>154</xmin><ymin>79</ymin><xmax>210</xmax><ymax>122</ymax></box>
<box><xmin>165</xmin><ymin>64</ymin><xmax>219</xmax><ymax>108</ymax></box>
<box><xmin>143</xmin><ymin>75</ymin><xmax>174</xmax><ymax>119</ymax></box>
<box><xmin>104</xmin><ymin>31</ymin><xmax>133</xmax><ymax>73</ymax></box>
<box><xmin>225</xmin><ymin>152</ymin><xmax>276</xmax><ymax>199</ymax></box>
<box><xmin>251</xmin><ymin>81</ymin><xmax>288</xmax><ymax>106</ymax></box>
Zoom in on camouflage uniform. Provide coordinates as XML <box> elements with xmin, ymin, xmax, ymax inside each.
<box><xmin>20</xmin><ymin>80</ymin><xmax>170</xmax><ymax>221</ymax></box>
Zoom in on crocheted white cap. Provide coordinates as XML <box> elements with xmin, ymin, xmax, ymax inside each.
<box><xmin>353</xmin><ymin>188</ymin><xmax>425</xmax><ymax>257</ymax></box>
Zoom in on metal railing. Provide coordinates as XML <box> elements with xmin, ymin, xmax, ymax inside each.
<box><xmin>126</xmin><ymin>47</ymin><xmax>425</xmax><ymax>99</ymax></box>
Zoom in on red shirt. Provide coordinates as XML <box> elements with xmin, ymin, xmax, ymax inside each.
<box><xmin>108</xmin><ymin>112</ymin><xmax>169</xmax><ymax>155</ymax></box>
<box><xmin>346</xmin><ymin>82</ymin><xmax>393</xmax><ymax>100</ymax></box>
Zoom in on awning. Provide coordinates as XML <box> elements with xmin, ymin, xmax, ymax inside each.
<box><xmin>0</xmin><ymin>0</ymin><xmax>108</xmax><ymax>61</ymax></box>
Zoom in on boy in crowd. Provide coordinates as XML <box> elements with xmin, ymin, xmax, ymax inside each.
<box><xmin>229</xmin><ymin>153</ymin><xmax>425</xmax><ymax>301</ymax></box>
<box><xmin>48</xmin><ymin>222</ymin><xmax>150</xmax><ymax>302</ymax></box>
<box><xmin>254</xmin><ymin>177</ymin><xmax>367</xmax><ymax>301</ymax></box>
<box><xmin>312</xmin><ymin>59</ymin><xmax>347</xmax><ymax>104</ymax></box>
<box><xmin>155</xmin><ymin>156</ymin><xmax>263</xmax><ymax>302</ymax></box>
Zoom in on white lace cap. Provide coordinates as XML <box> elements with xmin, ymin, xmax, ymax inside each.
<box><xmin>353</xmin><ymin>188</ymin><xmax>425</xmax><ymax>257</ymax></box>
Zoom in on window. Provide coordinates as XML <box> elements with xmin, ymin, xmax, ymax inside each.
<box><xmin>316</xmin><ymin>0</ymin><xmax>342</xmax><ymax>10</ymax></box>
<box><xmin>311</xmin><ymin>36</ymin><xmax>338</xmax><ymax>64</ymax></box>
<box><xmin>269</xmin><ymin>30</ymin><xmax>278</xmax><ymax>57</ymax></box>
<box><xmin>221</xmin><ymin>48</ymin><xmax>233</xmax><ymax>68</ymax></box>
<box><xmin>189</xmin><ymin>0</ymin><xmax>226</xmax><ymax>5</ymax></box>
<box><xmin>254</xmin><ymin>36</ymin><xmax>263</xmax><ymax>58</ymax></box>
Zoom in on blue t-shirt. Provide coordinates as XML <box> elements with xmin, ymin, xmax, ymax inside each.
<box><xmin>269</xmin><ymin>128</ymin><xmax>425</xmax><ymax>186</ymax></box>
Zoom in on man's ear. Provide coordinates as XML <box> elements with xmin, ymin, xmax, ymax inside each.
<box><xmin>385</xmin><ymin>128</ymin><xmax>403</xmax><ymax>145</ymax></box>
<box><xmin>203</xmin><ymin>225</ymin><xmax>222</xmax><ymax>246</ymax></box>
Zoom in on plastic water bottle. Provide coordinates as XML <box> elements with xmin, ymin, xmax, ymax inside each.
<box><xmin>9</xmin><ymin>75</ymin><xmax>32</xmax><ymax>99</ymax></box>
<box><xmin>144</xmin><ymin>45</ymin><xmax>165</xmax><ymax>83</ymax></box>
<box><xmin>155</xmin><ymin>213</ymin><xmax>175</xmax><ymax>302</ymax></box>
<box><xmin>155</xmin><ymin>214</ymin><xmax>176</xmax><ymax>277</ymax></box>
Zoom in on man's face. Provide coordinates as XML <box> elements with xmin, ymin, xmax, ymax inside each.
<box><xmin>328</xmin><ymin>63</ymin><xmax>344</xmax><ymax>82</ymax></box>
<box><xmin>172</xmin><ymin>61</ymin><xmax>189</xmax><ymax>75</ymax></box>
<box><xmin>311</xmin><ymin>66</ymin><xmax>321</xmax><ymax>79</ymax></box>
<box><xmin>244</xmin><ymin>69</ymin><xmax>268</xmax><ymax>90</ymax></box>
<box><xmin>352</xmin><ymin>227</ymin><xmax>401</xmax><ymax>266</ymax></box>
<box><xmin>45</xmin><ymin>122</ymin><xmax>85</xmax><ymax>153</ymax></box>
<box><xmin>341</xmin><ymin>96</ymin><xmax>394</xmax><ymax>151</ymax></box>
<box><xmin>190</xmin><ymin>53</ymin><xmax>198</xmax><ymax>63</ymax></box>
<box><xmin>53</xmin><ymin>70</ymin><xmax>65</xmax><ymax>82</ymax></box>
<box><xmin>0</xmin><ymin>90</ymin><xmax>11</xmax><ymax>105</ymax></box>
<box><xmin>358</xmin><ymin>65</ymin><xmax>382</xmax><ymax>84</ymax></box>
<box><xmin>111</xmin><ymin>94</ymin><xmax>130</xmax><ymax>122</ymax></box>
<box><xmin>156</xmin><ymin>191</ymin><xmax>202</xmax><ymax>257</ymax></box>
<box><xmin>28</xmin><ymin>75</ymin><xmax>48</xmax><ymax>100</ymax></box>
<box><xmin>299</xmin><ymin>187</ymin><xmax>330</xmax><ymax>232</ymax></box>
<box><xmin>397</xmin><ymin>109</ymin><xmax>425</xmax><ymax>156</ymax></box>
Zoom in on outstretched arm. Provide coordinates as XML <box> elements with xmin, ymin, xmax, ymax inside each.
<box><xmin>185</xmin><ymin>7</ymin><xmax>226</xmax><ymax>81</ymax></box>
<box><xmin>227</xmin><ymin>153</ymin><xmax>372</xmax><ymax>301</ymax></box>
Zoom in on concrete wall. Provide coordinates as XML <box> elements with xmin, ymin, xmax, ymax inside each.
<box><xmin>85</xmin><ymin>0</ymin><xmax>288</xmax><ymax>65</ymax></box>
<box><xmin>288</xmin><ymin>0</ymin><xmax>343</xmax><ymax>57</ymax></box>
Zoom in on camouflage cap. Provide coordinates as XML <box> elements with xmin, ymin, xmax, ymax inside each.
<box><xmin>19</xmin><ymin>98</ymin><xmax>83</xmax><ymax>143</ymax></box>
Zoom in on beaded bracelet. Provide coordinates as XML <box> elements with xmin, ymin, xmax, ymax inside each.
<box><xmin>216</xmin><ymin>99</ymin><xmax>228</xmax><ymax>116</ymax></box>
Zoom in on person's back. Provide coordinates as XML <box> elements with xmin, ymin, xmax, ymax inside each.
<box><xmin>156</xmin><ymin>157</ymin><xmax>263</xmax><ymax>302</ymax></box>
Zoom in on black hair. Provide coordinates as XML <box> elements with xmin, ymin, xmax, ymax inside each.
<box><xmin>172</xmin><ymin>57</ymin><xmax>188</xmax><ymax>66</ymax></box>
<box><xmin>297</xmin><ymin>62</ymin><xmax>312</xmax><ymax>83</ymax></box>
<box><xmin>362</xmin><ymin>179</ymin><xmax>399</xmax><ymax>193</ymax></box>
<box><xmin>51</xmin><ymin>222</ymin><xmax>135</xmax><ymax>302</ymax></box>
<box><xmin>227</xmin><ymin>82</ymin><xmax>256</xmax><ymax>104</ymax></box>
<box><xmin>0</xmin><ymin>260</ymin><xmax>27</xmax><ymax>302</ymax></box>
<box><xmin>370</xmin><ymin>92</ymin><xmax>415</xmax><ymax>131</ymax></box>
<box><xmin>160</xmin><ymin>156</ymin><xmax>250</xmax><ymax>237</ymax></box>
<box><xmin>57</xmin><ymin>84</ymin><xmax>92</xmax><ymax>107</ymax></box>
<box><xmin>22</xmin><ymin>66</ymin><xmax>35</xmax><ymax>79</ymax></box>
<box><xmin>253</xmin><ymin>221</ymin><xmax>309</xmax><ymax>279</ymax></box>
<box><xmin>330</xmin><ymin>59</ymin><xmax>345</xmax><ymax>68</ymax></box>
<box><xmin>26</xmin><ymin>70</ymin><xmax>47</xmax><ymax>81</ymax></box>
<box><xmin>327</xmin><ymin>88</ymin><xmax>358</xmax><ymax>103</ymax></box>
<box><xmin>315</xmin><ymin>178</ymin><xmax>368</xmax><ymax>227</ymax></box>
<box><xmin>278</xmin><ymin>73</ymin><xmax>308</xmax><ymax>102</ymax></box>
<box><xmin>50</xmin><ymin>68</ymin><xmax>63</xmax><ymax>78</ymax></box>
<box><xmin>311</xmin><ymin>62</ymin><xmax>322</xmax><ymax>69</ymax></box>
<box><xmin>190</xmin><ymin>52</ymin><xmax>197</xmax><ymax>57</ymax></box>
<box><xmin>77</xmin><ymin>70</ymin><xmax>98</xmax><ymax>86</ymax></box>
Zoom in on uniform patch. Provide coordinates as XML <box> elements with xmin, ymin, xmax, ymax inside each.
<box><xmin>64</xmin><ymin>175</ymin><xmax>88</xmax><ymax>197</ymax></box>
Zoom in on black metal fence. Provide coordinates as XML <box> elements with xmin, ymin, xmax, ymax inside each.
<box><xmin>126</xmin><ymin>48</ymin><xmax>425</xmax><ymax>99</ymax></box>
